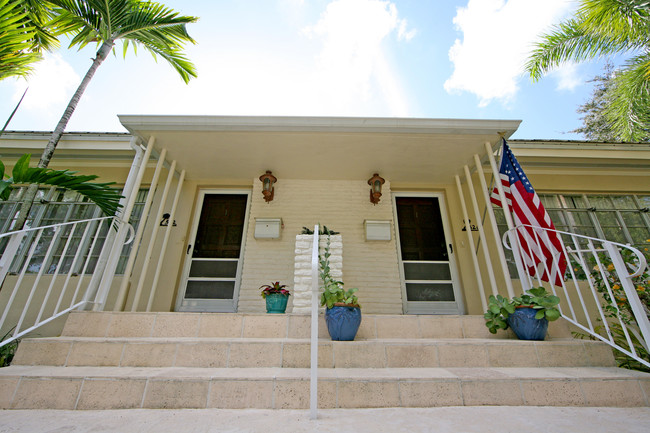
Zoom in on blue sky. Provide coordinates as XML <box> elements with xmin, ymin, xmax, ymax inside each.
<box><xmin>0</xmin><ymin>0</ymin><xmax>620</xmax><ymax>140</ymax></box>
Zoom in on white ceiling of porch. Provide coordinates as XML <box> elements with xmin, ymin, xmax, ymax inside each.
<box><xmin>118</xmin><ymin>115</ymin><xmax>522</xmax><ymax>183</ymax></box>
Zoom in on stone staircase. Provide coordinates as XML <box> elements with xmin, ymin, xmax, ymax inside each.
<box><xmin>1</xmin><ymin>311</ymin><xmax>649</xmax><ymax>409</ymax></box>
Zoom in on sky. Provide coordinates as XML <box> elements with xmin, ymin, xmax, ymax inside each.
<box><xmin>0</xmin><ymin>0</ymin><xmax>623</xmax><ymax>140</ymax></box>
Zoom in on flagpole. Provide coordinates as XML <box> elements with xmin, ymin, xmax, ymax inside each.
<box><xmin>484</xmin><ymin>140</ymin><xmax>530</xmax><ymax>295</ymax></box>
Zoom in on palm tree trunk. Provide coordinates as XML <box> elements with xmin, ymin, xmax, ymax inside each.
<box><xmin>12</xmin><ymin>41</ymin><xmax>114</xmax><ymax>231</ymax></box>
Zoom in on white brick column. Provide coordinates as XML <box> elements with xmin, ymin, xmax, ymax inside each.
<box><xmin>292</xmin><ymin>234</ymin><xmax>342</xmax><ymax>313</ymax></box>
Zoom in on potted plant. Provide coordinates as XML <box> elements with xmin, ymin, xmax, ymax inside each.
<box><xmin>319</xmin><ymin>235</ymin><xmax>361</xmax><ymax>341</ymax></box>
<box><xmin>260</xmin><ymin>282</ymin><xmax>291</xmax><ymax>314</ymax></box>
<box><xmin>484</xmin><ymin>287</ymin><xmax>561</xmax><ymax>340</ymax></box>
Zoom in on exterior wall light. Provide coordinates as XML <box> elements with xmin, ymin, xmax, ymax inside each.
<box><xmin>259</xmin><ymin>170</ymin><xmax>277</xmax><ymax>203</ymax></box>
<box><xmin>368</xmin><ymin>173</ymin><xmax>385</xmax><ymax>205</ymax></box>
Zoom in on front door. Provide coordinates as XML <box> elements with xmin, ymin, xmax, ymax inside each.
<box><xmin>177</xmin><ymin>191</ymin><xmax>250</xmax><ymax>312</ymax></box>
<box><xmin>394</xmin><ymin>194</ymin><xmax>463</xmax><ymax>314</ymax></box>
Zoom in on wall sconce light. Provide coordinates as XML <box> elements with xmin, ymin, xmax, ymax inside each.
<box><xmin>259</xmin><ymin>170</ymin><xmax>277</xmax><ymax>203</ymax></box>
<box><xmin>368</xmin><ymin>173</ymin><xmax>385</xmax><ymax>205</ymax></box>
<box><xmin>160</xmin><ymin>213</ymin><xmax>177</xmax><ymax>227</ymax></box>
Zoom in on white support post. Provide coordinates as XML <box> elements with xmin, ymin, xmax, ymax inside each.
<box><xmin>89</xmin><ymin>137</ymin><xmax>154</xmax><ymax>310</ymax></box>
<box><xmin>146</xmin><ymin>169</ymin><xmax>185</xmax><ymax>311</ymax></box>
<box><xmin>114</xmin><ymin>148</ymin><xmax>167</xmax><ymax>311</ymax></box>
<box><xmin>474</xmin><ymin>154</ymin><xmax>514</xmax><ymax>298</ymax></box>
<box><xmin>309</xmin><ymin>224</ymin><xmax>319</xmax><ymax>420</ymax></box>
<box><xmin>484</xmin><ymin>141</ymin><xmax>529</xmax><ymax>295</ymax></box>
<box><xmin>131</xmin><ymin>160</ymin><xmax>176</xmax><ymax>311</ymax></box>
<box><xmin>464</xmin><ymin>163</ymin><xmax>499</xmax><ymax>297</ymax></box>
<box><xmin>455</xmin><ymin>175</ymin><xmax>487</xmax><ymax>311</ymax></box>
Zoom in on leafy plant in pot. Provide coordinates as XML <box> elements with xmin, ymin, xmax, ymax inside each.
<box><xmin>484</xmin><ymin>287</ymin><xmax>561</xmax><ymax>340</ymax></box>
<box><xmin>319</xmin><ymin>235</ymin><xmax>361</xmax><ymax>341</ymax></box>
<box><xmin>260</xmin><ymin>282</ymin><xmax>291</xmax><ymax>314</ymax></box>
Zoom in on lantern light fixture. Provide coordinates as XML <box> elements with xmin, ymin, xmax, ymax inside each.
<box><xmin>368</xmin><ymin>173</ymin><xmax>385</xmax><ymax>205</ymax></box>
<box><xmin>259</xmin><ymin>170</ymin><xmax>277</xmax><ymax>203</ymax></box>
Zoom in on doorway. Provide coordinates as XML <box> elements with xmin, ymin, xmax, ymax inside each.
<box><xmin>393</xmin><ymin>194</ymin><xmax>464</xmax><ymax>314</ymax></box>
<box><xmin>177</xmin><ymin>190</ymin><xmax>250</xmax><ymax>312</ymax></box>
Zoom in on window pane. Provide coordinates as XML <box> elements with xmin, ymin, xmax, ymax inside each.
<box><xmin>189</xmin><ymin>260</ymin><xmax>238</xmax><ymax>278</ymax></box>
<box><xmin>406</xmin><ymin>283</ymin><xmax>455</xmax><ymax>302</ymax></box>
<box><xmin>403</xmin><ymin>262</ymin><xmax>451</xmax><ymax>280</ymax></box>
<box><xmin>185</xmin><ymin>281</ymin><xmax>235</xmax><ymax>299</ymax></box>
<box><xmin>611</xmin><ymin>196</ymin><xmax>636</xmax><ymax>209</ymax></box>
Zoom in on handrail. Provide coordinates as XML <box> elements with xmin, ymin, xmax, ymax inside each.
<box><xmin>0</xmin><ymin>217</ymin><xmax>134</xmax><ymax>348</ymax></box>
<box><xmin>504</xmin><ymin>224</ymin><xmax>650</xmax><ymax>368</ymax></box>
<box><xmin>309</xmin><ymin>224</ymin><xmax>319</xmax><ymax>420</ymax></box>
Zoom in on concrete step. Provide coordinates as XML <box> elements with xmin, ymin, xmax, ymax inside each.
<box><xmin>13</xmin><ymin>337</ymin><xmax>617</xmax><ymax>369</ymax></box>
<box><xmin>0</xmin><ymin>366</ymin><xmax>648</xmax><ymax>409</ymax></box>
<box><xmin>61</xmin><ymin>311</ymin><xmax>573</xmax><ymax>340</ymax></box>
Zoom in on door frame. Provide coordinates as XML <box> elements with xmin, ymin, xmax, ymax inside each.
<box><xmin>392</xmin><ymin>191</ymin><xmax>465</xmax><ymax>315</ymax></box>
<box><xmin>175</xmin><ymin>188</ymin><xmax>252</xmax><ymax>312</ymax></box>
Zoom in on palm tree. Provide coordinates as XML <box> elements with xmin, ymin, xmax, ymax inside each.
<box><xmin>525</xmin><ymin>0</ymin><xmax>650</xmax><ymax>142</ymax></box>
<box><xmin>13</xmin><ymin>0</ymin><xmax>198</xmax><ymax>230</ymax></box>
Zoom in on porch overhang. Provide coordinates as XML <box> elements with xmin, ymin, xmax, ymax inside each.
<box><xmin>118</xmin><ymin>115</ymin><xmax>522</xmax><ymax>183</ymax></box>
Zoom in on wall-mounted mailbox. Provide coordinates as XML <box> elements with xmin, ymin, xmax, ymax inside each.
<box><xmin>364</xmin><ymin>220</ymin><xmax>391</xmax><ymax>241</ymax></box>
<box><xmin>254</xmin><ymin>218</ymin><xmax>282</xmax><ymax>239</ymax></box>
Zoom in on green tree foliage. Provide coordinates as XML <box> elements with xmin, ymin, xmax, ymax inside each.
<box><xmin>0</xmin><ymin>0</ymin><xmax>57</xmax><ymax>80</ymax></box>
<box><xmin>526</xmin><ymin>0</ymin><xmax>650</xmax><ymax>142</ymax></box>
<box><xmin>0</xmin><ymin>154</ymin><xmax>122</xmax><ymax>217</ymax></box>
<box><xmin>12</xmin><ymin>0</ymin><xmax>198</xmax><ymax>230</ymax></box>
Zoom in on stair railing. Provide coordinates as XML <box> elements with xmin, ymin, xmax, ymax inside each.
<box><xmin>504</xmin><ymin>224</ymin><xmax>650</xmax><ymax>368</ymax></box>
<box><xmin>310</xmin><ymin>224</ymin><xmax>319</xmax><ymax>420</ymax></box>
<box><xmin>0</xmin><ymin>217</ymin><xmax>133</xmax><ymax>348</ymax></box>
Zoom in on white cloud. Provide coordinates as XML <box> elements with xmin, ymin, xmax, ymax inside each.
<box><xmin>302</xmin><ymin>0</ymin><xmax>414</xmax><ymax>116</ymax></box>
<box><xmin>14</xmin><ymin>53</ymin><xmax>80</xmax><ymax>110</ymax></box>
<box><xmin>550</xmin><ymin>62</ymin><xmax>582</xmax><ymax>91</ymax></box>
<box><xmin>444</xmin><ymin>0</ymin><xmax>575</xmax><ymax>106</ymax></box>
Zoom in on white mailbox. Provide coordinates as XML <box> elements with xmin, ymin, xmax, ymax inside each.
<box><xmin>254</xmin><ymin>218</ymin><xmax>282</xmax><ymax>239</ymax></box>
<box><xmin>364</xmin><ymin>220</ymin><xmax>391</xmax><ymax>241</ymax></box>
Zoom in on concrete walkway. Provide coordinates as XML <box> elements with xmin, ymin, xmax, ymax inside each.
<box><xmin>1</xmin><ymin>407</ymin><xmax>649</xmax><ymax>433</ymax></box>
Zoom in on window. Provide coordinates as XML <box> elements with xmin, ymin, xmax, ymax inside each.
<box><xmin>494</xmin><ymin>193</ymin><xmax>650</xmax><ymax>276</ymax></box>
<box><xmin>0</xmin><ymin>188</ymin><xmax>148</xmax><ymax>274</ymax></box>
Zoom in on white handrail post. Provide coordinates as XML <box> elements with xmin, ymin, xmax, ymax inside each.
<box><xmin>485</xmin><ymin>141</ymin><xmax>528</xmax><ymax>295</ymax></box>
<box><xmin>309</xmin><ymin>224</ymin><xmax>319</xmax><ymax>420</ymax></box>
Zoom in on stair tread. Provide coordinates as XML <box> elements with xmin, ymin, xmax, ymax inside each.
<box><xmin>2</xmin><ymin>365</ymin><xmax>647</xmax><ymax>380</ymax></box>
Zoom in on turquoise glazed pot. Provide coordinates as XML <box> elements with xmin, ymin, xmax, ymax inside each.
<box><xmin>506</xmin><ymin>307</ymin><xmax>548</xmax><ymax>340</ymax></box>
<box><xmin>265</xmin><ymin>293</ymin><xmax>289</xmax><ymax>314</ymax></box>
<box><xmin>325</xmin><ymin>305</ymin><xmax>362</xmax><ymax>341</ymax></box>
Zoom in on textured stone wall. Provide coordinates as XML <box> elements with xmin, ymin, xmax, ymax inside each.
<box><xmin>291</xmin><ymin>234</ymin><xmax>342</xmax><ymax>313</ymax></box>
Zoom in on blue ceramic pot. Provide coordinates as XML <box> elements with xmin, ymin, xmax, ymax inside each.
<box><xmin>325</xmin><ymin>305</ymin><xmax>362</xmax><ymax>341</ymax></box>
<box><xmin>265</xmin><ymin>293</ymin><xmax>289</xmax><ymax>314</ymax></box>
<box><xmin>506</xmin><ymin>307</ymin><xmax>548</xmax><ymax>340</ymax></box>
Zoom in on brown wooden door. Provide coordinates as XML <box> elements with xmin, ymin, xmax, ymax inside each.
<box><xmin>193</xmin><ymin>194</ymin><xmax>247</xmax><ymax>259</ymax></box>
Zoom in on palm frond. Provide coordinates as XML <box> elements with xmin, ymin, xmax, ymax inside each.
<box><xmin>0</xmin><ymin>0</ymin><xmax>43</xmax><ymax>80</ymax></box>
<box><xmin>526</xmin><ymin>0</ymin><xmax>650</xmax><ymax>80</ymax></box>
<box><xmin>603</xmin><ymin>54</ymin><xmax>650</xmax><ymax>141</ymax></box>
<box><xmin>1</xmin><ymin>154</ymin><xmax>123</xmax><ymax>216</ymax></box>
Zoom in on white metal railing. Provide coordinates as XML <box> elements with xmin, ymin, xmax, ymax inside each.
<box><xmin>309</xmin><ymin>224</ymin><xmax>319</xmax><ymax>420</ymax></box>
<box><xmin>0</xmin><ymin>217</ymin><xmax>134</xmax><ymax>348</ymax></box>
<box><xmin>504</xmin><ymin>224</ymin><xmax>650</xmax><ymax>368</ymax></box>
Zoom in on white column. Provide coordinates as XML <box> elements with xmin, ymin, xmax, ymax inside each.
<box><xmin>455</xmin><ymin>175</ymin><xmax>487</xmax><ymax>311</ymax></box>
<box><xmin>147</xmin><ymin>169</ymin><xmax>185</xmax><ymax>311</ymax></box>
<box><xmin>131</xmin><ymin>160</ymin><xmax>176</xmax><ymax>311</ymax></box>
<box><xmin>113</xmin><ymin>148</ymin><xmax>167</xmax><ymax>311</ymax></box>
<box><xmin>89</xmin><ymin>136</ymin><xmax>154</xmax><ymax>310</ymax></box>
<box><xmin>464</xmin><ymin>163</ymin><xmax>499</xmax><ymax>297</ymax></box>
<box><xmin>474</xmin><ymin>154</ymin><xmax>515</xmax><ymax>298</ymax></box>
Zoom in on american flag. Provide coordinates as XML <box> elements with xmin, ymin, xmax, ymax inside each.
<box><xmin>490</xmin><ymin>140</ymin><xmax>566</xmax><ymax>286</ymax></box>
